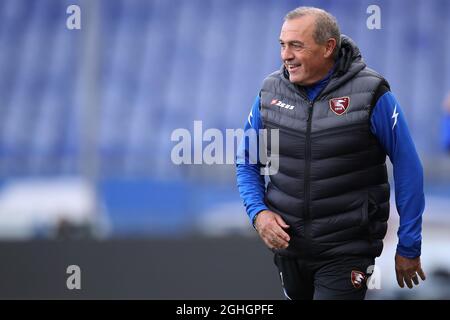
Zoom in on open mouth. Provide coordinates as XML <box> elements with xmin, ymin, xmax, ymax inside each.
<box><xmin>286</xmin><ymin>63</ymin><xmax>301</xmax><ymax>73</ymax></box>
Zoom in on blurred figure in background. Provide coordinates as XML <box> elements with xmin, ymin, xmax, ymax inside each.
<box><xmin>442</xmin><ymin>92</ymin><xmax>450</xmax><ymax>153</ymax></box>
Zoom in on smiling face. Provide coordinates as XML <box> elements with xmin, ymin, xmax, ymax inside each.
<box><xmin>279</xmin><ymin>15</ymin><xmax>335</xmax><ymax>86</ymax></box>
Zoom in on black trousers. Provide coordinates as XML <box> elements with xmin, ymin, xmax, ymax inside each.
<box><xmin>273</xmin><ymin>253</ymin><xmax>375</xmax><ymax>300</ymax></box>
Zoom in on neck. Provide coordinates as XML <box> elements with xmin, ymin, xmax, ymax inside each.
<box><xmin>316</xmin><ymin>60</ymin><xmax>335</xmax><ymax>81</ymax></box>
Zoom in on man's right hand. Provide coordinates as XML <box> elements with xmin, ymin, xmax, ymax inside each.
<box><xmin>254</xmin><ymin>210</ymin><xmax>290</xmax><ymax>250</ymax></box>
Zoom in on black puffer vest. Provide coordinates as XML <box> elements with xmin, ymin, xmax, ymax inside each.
<box><xmin>260</xmin><ymin>35</ymin><xmax>390</xmax><ymax>259</ymax></box>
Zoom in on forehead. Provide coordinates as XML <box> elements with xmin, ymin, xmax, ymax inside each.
<box><xmin>280</xmin><ymin>16</ymin><xmax>316</xmax><ymax>42</ymax></box>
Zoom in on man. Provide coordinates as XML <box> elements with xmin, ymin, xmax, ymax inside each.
<box><xmin>236</xmin><ymin>7</ymin><xmax>426</xmax><ymax>300</ymax></box>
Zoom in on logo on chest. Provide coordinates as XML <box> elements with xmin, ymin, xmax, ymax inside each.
<box><xmin>271</xmin><ymin>99</ymin><xmax>295</xmax><ymax>110</ymax></box>
<box><xmin>329</xmin><ymin>96</ymin><xmax>350</xmax><ymax>115</ymax></box>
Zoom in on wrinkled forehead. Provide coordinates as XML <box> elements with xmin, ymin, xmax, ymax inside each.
<box><xmin>279</xmin><ymin>16</ymin><xmax>316</xmax><ymax>43</ymax></box>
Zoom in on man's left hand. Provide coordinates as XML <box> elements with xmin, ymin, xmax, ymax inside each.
<box><xmin>395</xmin><ymin>253</ymin><xmax>426</xmax><ymax>289</ymax></box>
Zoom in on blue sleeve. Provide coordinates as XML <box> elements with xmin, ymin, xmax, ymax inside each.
<box><xmin>370</xmin><ymin>91</ymin><xmax>425</xmax><ymax>258</ymax></box>
<box><xmin>442</xmin><ymin>114</ymin><xmax>450</xmax><ymax>151</ymax></box>
<box><xmin>236</xmin><ymin>95</ymin><xmax>268</xmax><ymax>224</ymax></box>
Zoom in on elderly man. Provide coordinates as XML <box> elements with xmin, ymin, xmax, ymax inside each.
<box><xmin>236</xmin><ymin>7</ymin><xmax>425</xmax><ymax>300</ymax></box>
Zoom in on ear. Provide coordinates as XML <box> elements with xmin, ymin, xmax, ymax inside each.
<box><xmin>323</xmin><ymin>38</ymin><xmax>337</xmax><ymax>58</ymax></box>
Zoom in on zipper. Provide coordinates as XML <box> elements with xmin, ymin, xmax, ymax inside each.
<box><xmin>304</xmin><ymin>101</ymin><xmax>313</xmax><ymax>251</ymax></box>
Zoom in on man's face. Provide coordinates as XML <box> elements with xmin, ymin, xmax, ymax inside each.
<box><xmin>279</xmin><ymin>16</ymin><xmax>333</xmax><ymax>86</ymax></box>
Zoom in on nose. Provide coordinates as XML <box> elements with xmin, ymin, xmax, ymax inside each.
<box><xmin>281</xmin><ymin>46</ymin><xmax>294</xmax><ymax>61</ymax></box>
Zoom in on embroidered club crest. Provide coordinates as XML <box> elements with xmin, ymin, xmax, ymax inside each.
<box><xmin>351</xmin><ymin>270</ymin><xmax>366</xmax><ymax>289</ymax></box>
<box><xmin>329</xmin><ymin>96</ymin><xmax>350</xmax><ymax>115</ymax></box>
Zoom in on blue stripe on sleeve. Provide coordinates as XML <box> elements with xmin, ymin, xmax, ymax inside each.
<box><xmin>370</xmin><ymin>92</ymin><xmax>425</xmax><ymax>258</ymax></box>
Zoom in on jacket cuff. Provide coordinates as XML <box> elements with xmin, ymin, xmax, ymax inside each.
<box><xmin>396</xmin><ymin>242</ymin><xmax>421</xmax><ymax>259</ymax></box>
<box><xmin>249</xmin><ymin>206</ymin><xmax>268</xmax><ymax>229</ymax></box>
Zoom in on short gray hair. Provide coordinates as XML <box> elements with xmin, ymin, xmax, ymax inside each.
<box><xmin>285</xmin><ymin>7</ymin><xmax>341</xmax><ymax>60</ymax></box>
